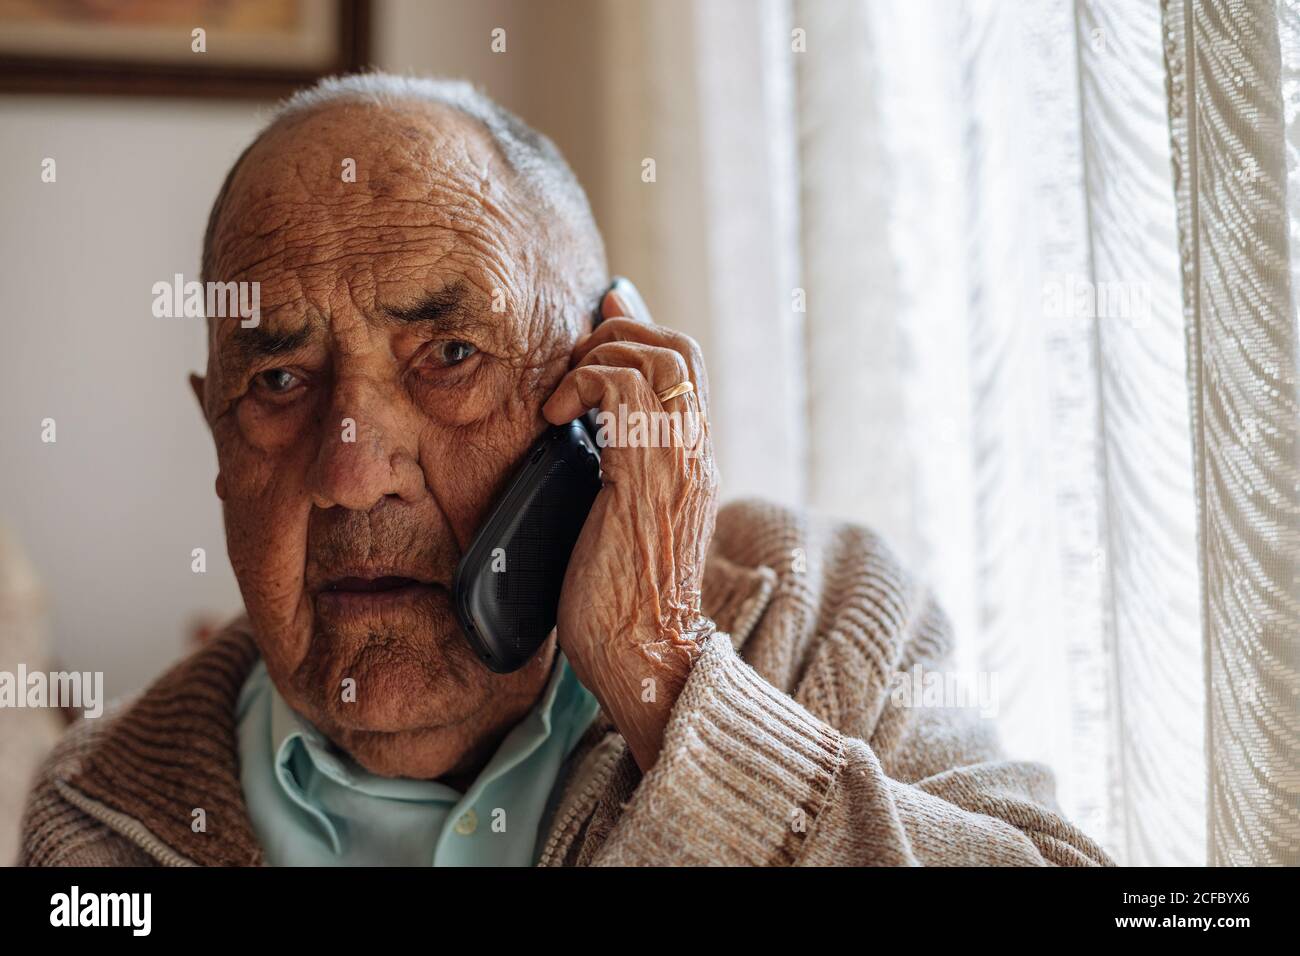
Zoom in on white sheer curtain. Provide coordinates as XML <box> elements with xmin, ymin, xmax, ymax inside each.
<box><xmin>1164</xmin><ymin>0</ymin><xmax>1300</xmax><ymax>866</ymax></box>
<box><xmin>594</xmin><ymin>0</ymin><xmax>1299</xmax><ymax>865</ymax></box>
<box><xmin>793</xmin><ymin>0</ymin><xmax>1203</xmax><ymax>865</ymax></box>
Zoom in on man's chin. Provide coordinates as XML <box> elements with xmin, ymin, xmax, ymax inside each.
<box><xmin>331</xmin><ymin>723</ymin><xmax>484</xmax><ymax>780</ymax></box>
<box><xmin>291</xmin><ymin>605</ymin><xmax>484</xmax><ymax>736</ymax></box>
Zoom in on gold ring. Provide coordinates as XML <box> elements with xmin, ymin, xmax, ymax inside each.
<box><xmin>655</xmin><ymin>381</ymin><xmax>695</xmax><ymax>403</ymax></box>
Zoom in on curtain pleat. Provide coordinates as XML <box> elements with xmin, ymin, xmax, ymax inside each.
<box><xmin>953</xmin><ymin>0</ymin><xmax>1101</xmax><ymax>838</ymax></box>
<box><xmin>692</xmin><ymin>0</ymin><xmax>807</xmax><ymax>506</ymax></box>
<box><xmin>797</xmin><ymin>0</ymin><xmax>923</xmax><ymax>567</ymax></box>
<box><xmin>1162</xmin><ymin>0</ymin><xmax>1300</xmax><ymax>866</ymax></box>
<box><xmin>1076</xmin><ymin>0</ymin><xmax>1204</xmax><ymax>865</ymax></box>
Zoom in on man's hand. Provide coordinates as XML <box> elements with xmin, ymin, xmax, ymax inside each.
<box><xmin>543</xmin><ymin>278</ymin><xmax>721</xmax><ymax>772</ymax></box>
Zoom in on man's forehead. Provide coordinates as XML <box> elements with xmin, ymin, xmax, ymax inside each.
<box><xmin>242</xmin><ymin>99</ymin><xmax>504</xmax><ymax>196</ymax></box>
<box><xmin>206</xmin><ymin>100</ymin><xmax>520</xmax><ymax>279</ymax></box>
<box><xmin>200</xmin><ymin>101</ymin><xmax>542</xmax><ymax>371</ymax></box>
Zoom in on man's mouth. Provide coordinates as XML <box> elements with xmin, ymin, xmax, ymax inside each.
<box><xmin>325</xmin><ymin>575</ymin><xmax>426</xmax><ymax>593</ymax></box>
<box><xmin>314</xmin><ymin>570</ymin><xmax>445</xmax><ymax>614</ymax></box>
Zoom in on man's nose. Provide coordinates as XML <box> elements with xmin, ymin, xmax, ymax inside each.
<box><xmin>306</xmin><ymin>377</ymin><xmax>425</xmax><ymax>511</ymax></box>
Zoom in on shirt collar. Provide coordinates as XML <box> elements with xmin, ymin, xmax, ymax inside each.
<box><xmin>266</xmin><ymin>652</ymin><xmax>579</xmax><ymax>850</ymax></box>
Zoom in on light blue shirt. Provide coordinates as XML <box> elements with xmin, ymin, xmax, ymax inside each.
<box><xmin>235</xmin><ymin>654</ymin><xmax>599</xmax><ymax>866</ymax></box>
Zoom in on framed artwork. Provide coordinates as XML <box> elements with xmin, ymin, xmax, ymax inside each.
<box><xmin>0</xmin><ymin>0</ymin><xmax>370</xmax><ymax>98</ymax></box>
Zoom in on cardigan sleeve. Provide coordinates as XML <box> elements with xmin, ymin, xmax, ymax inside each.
<box><xmin>580</xmin><ymin>501</ymin><xmax>1116</xmax><ymax>866</ymax></box>
<box><xmin>590</xmin><ymin>630</ymin><xmax>1113</xmax><ymax>866</ymax></box>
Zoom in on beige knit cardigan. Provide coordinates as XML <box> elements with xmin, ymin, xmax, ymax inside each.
<box><xmin>20</xmin><ymin>499</ymin><xmax>1113</xmax><ymax>866</ymax></box>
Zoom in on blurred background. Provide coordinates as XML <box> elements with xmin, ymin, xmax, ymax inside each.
<box><xmin>3</xmin><ymin>0</ymin><xmax>1297</xmax><ymax>868</ymax></box>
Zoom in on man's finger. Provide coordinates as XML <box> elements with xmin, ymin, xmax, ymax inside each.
<box><xmin>542</xmin><ymin>365</ymin><xmax>654</xmax><ymax>426</ymax></box>
<box><xmin>575</xmin><ymin>341</ymin><xmax>691</xmax><ymax>394</ymax></box>
<box><xmin>572</xmin><ymin>318</ymin><xmax>709</xmax><ymax>417</ymax></box>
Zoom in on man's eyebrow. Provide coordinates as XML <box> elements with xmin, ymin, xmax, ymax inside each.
<box><xmin>382</xmin><ymin>282</ymin><xmax>472</xmax><ymax>327</ymax></box>
<box><xmin>223</xmin><ymin>324</ymin><xmax>315</xmax><ymax>367</ymax></box>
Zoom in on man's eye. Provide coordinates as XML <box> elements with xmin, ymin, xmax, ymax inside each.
<box><xmin>255</xmin><ymin>368</ymin><xmax>301</xmax><ymax>393</ymax></box>
<box><xmin>436</xmin><ymin>341</ymin><xmax>477</xmax><ymax>366</ymax></box>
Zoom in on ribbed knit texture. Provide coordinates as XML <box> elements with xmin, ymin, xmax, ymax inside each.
<box><xmin>21</xmin><ymin>499</ymin><xmax>1112</xmax><ymax>866</ymax></box>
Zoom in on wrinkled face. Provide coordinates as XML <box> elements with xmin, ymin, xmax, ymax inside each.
<box><xmin>199</xmin><ymin>100</ymin><xmax>602</xmax><ymax>778</ymax></box>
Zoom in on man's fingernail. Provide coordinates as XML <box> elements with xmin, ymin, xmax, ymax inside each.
<box><xmin>609</xmin><ymin>291</ymin><xmax>633</xmax><ymax>316</ymax></box>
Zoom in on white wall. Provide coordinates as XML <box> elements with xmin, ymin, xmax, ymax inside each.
<box><xmin>0</xmin><ymin>97</ymin><xmax>262</xmax><ymax>698</ymax></box>
<box><xmin>0</xmin><ymin>0</ymin><xmax>612</xmax><ymax>698</ymax></box>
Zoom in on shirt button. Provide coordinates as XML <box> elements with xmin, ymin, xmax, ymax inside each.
<box><xmin>454</xmin><ymin>809</ymin><xmax>478</xmax><ymax>835</ymax></box>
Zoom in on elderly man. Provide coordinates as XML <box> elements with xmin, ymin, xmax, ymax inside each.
<box><xmin>22</xmin><ymin>74</ymin><xmax>1109</xmax><ymax>867</ymax></box>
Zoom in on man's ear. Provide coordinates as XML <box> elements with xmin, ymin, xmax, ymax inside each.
<box><xmin>189</xmin><ymin>373</ymin><xmax>207</xmax><ymax>416</ymax></box>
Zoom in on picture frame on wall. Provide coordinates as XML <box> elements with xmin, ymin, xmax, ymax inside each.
<box><xmin>0</xmin><ymin>0</ymin><xmax>370</xmax><ymax>99</ymax></box>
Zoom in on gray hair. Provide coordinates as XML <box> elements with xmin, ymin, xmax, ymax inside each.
<box><xmin>202</xmin><ymin>72</ymin><xmax>603</xmax><ymax>283</ymax></box>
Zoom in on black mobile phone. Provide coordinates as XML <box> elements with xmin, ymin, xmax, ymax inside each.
<box><xmin>451</xmin><ymin>291</ymin><xmax>609</xmax><ymax>673</ymax></box>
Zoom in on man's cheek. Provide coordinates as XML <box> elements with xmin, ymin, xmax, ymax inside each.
<box><xmin>213</xmin><ymin>411</ymin><xmax>317</xmax><ymax>497</ymax></box>
<box><xmin>219</xmin><ymin>446</ymin><xmax>314</xmax><ymax>631</ymax></box>
<box><xmin>411</xmin><ymin>358</ymin><xmax>513</xmax><ymax>428</ymax></box>
<box><xmin>234</xmin><ymin>395</ymin><xmax>322</xmax><ymax>454</ymax></box>
<box><xmin>225</xmin><ymin>492</ymin><xmax>308</xmax><ymax>597</ymax></box>
<box><xmin>421</xmin><ymin>417</ymin><xmax>540</xmax><ymax>548</ymax></box>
